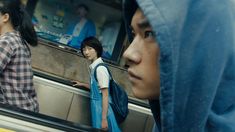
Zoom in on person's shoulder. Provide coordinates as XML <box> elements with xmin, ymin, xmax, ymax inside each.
<box><xmin>96</xmin><ymin>64</ymin><xmax>109</xmax><ymax>73</ymax></box>
<box><xmin>0</xmin><ymin>38</ymin><xmax>10</xmax><ymax>48</ymax></box>
<box><xmin>0</xmin><ymin>36</ymin><xmax>16</xmax><ymax>53</ymax></box>
<box><xmin>0</xmin><ymin>33</ymin><xmax>18</xmax><ymax>47</ymax></box>
<box><xmin>96</xmin><ymin>63</ymin><xmax>106</xmax><ymax>69</ymax></box>
<box><xmin>96</xmin><ymin>65</ymin><xmax>110</xmax><ymax>79</ymax></box>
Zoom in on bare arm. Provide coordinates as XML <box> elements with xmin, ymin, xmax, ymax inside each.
<box><xmin>71</xmin><ymin>80</ymin><xmax>90</xmax><ymax>89</ymax></box>
<box><xmin>96</xmin><ymin>66</ymin><xmax>110</xmax><ymax>130</ymax></box>
<box><xmin>101</xmin><ymin>88</ymin><xmax>109</xmax><ymax>130</ymax></box>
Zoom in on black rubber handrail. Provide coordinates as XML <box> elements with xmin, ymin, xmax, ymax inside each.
<box><xmin>0</xmin><ymin>104</ymin><xmax>102</xmax><ymax>132</ymax></box>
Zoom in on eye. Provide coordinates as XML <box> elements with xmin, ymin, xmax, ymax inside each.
<box><xmin>144</xmin><ymin>31</ymin><xmax>155</xmax><ymax>38</ymax></box>
<box><xmin>82</xmin><ymin>48</ymin><xmax>86</xmax><ymax>52</ymax></box>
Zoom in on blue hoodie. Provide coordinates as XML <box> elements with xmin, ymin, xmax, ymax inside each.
<box><xmin>123</xmin><ymin>0</ymin><xmax>235</xmax><ymax>131</ymax></box>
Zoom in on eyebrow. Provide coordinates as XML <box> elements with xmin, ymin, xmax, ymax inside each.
<box><xmin>137</xmin><ymin>18</ymin><xmax>151</xmax><ymax>29</ymax></box>
<box><xmin>129</xmin><ymin>18</ymin><xmax>151</xmax><ymax>32</ymax></box>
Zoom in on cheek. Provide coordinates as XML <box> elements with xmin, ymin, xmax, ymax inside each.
<box><xmin>148</xmin><ymin>67</ymin><xmax>160</xmax><ymax>99</ymax></box>
<box><xmin>133</xmin><ymin>65</ymin><xmax>160</xmax><ymax>99</ymax></box>
<box><xmin>92</xmin><ymin>51</ymin><xmax>97</xmax><ymax>56</ymax></box>
<box><xmin>143</xmin><ymin>45</ymin><xmax>160</xmax><ymax>98</ymax></box>
<box><xmin>145</xmin><ymin>66</ymin><xmax>160</xmax><ymax>98</ymax></box>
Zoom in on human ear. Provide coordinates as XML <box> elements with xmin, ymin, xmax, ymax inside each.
<box><xmin>2</xmin><ymin>13</ymin><xmax>10</xmax><ymax>23</ymax></box>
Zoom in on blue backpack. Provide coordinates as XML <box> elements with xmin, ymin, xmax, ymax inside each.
<box><xmin>94</xmin><ymin>63</ymin><xmax>129</xmax><ymax>124</ymax></box>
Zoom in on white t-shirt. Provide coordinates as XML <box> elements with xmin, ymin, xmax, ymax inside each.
<box><xmin>90</xmin><ymin>58</ymin><xmax>110</xmax><ymax>89</ymax></box>
<box><xmin>96</xmin><ymin>66</ymin><xmax>109</xmax><ymax>89</ymax></box>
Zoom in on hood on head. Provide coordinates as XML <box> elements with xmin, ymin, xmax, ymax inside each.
<box><xmin>123</xmin><ymin>0</ymin><xmax>235</xmax><ymax>131</ymax></box>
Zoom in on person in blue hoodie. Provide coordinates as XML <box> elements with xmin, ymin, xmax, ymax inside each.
<box><xmin>66</xmin><ymin>4</ymin><xmax>96</xmax><ymax>49</ymax></box>
<box><xmin>123</xmin><ymin>0</ymin><xmax>235</xmax><ymax>131</ymax></box>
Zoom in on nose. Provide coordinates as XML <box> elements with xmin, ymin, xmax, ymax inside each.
<box><xmin>83</xmin><ymin>49</ymin><xmax>89</xmax><ymax>56</ymax></box>
<box><xmin>123</xmin><ymin>37</ymin><xmax>141</xmax><ymax>66</ymax></box>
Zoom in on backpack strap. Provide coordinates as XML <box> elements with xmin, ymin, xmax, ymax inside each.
<box><xmin>94</xmin><ymin>63</ymin><xmax>113</xmax><ymax>82</ymax></box>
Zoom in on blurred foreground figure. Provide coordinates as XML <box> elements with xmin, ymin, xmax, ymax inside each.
<box><xmin>123</xmin><ymin>0</ymin><xmax>235</xmax><ymax>131</ymax></box>
<box><xmin>0</xmin><ymin>0</ymin><xmax>39</xmax><ymax>112</ymax></box>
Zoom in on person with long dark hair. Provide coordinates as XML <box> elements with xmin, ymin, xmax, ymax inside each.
<box><xmin>0</xmin><ymin>0</ymin><xmax>39</xmax><ymax>112</ymax></box>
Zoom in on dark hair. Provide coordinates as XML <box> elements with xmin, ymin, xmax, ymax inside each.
<box><xmin>76</xmin><ymin>4</ymin><xmax>89</xmax><ymax>12</ymax></box>
<box><xmin>81</xmin><ymin>37</ymin><xmax>103</xmax><ymax>58</ymax></box>
<box><xmin>123</xmin><ymin>0</ymin><xmax>138</xmax><ymax>43</ymax></box>
<box><xmin>0</xmin><ymin>0</ymin><xmax>38</xmax><ymax>46</ymax></box>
